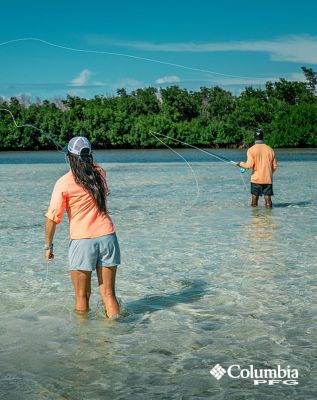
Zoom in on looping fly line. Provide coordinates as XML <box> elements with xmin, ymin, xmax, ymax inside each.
<box><xmin>149</xmin><ymin>130</ymin><xmax>249</xmax><ymax>193</ymax></box>
<box><xmin>0</xmin><ymin>108</ymin><xmax>65</xmax><ymax>153</ymax></box>
<box><xmin>0</xmin><ymin>37</ymin><xmax>268</xmax><ymax>81</ymax></box>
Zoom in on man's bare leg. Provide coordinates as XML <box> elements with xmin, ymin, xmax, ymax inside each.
<box><xmin>265</xmin><ymin>195</ymin><xmax>272</xmax><ymax>208</ymax></box>
<box><xmin>251</xmin><ymin>195</ymin><xmax>259</xmax><ymax>207</ymax></box>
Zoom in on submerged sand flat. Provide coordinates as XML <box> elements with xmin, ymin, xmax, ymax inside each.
<box><xmin>0</xmin><ymin>150</ymin><xmax>316</xmax><ymax>399</ymax></box>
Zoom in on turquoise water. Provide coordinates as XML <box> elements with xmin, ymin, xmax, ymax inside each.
<box><xmin>0</xmin><ymin>150</ymin><xmax>317</xmax><ymax>399</ymax></box>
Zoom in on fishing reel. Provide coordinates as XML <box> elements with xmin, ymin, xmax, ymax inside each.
<box><xmin>239</xmin><ymin>167</ymin><xmax>246</xmax><ymax>173</ymax></box>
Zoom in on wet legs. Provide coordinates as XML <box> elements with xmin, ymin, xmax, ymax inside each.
<box><xmin>96</xmin><ymin>266</ymin><xmax>120</xmax><ymax>318</ymax></box>
<box><xmin>70</xmin><ymin>270</ymin><xmax>92</xmax><ymax>312</ymax></box>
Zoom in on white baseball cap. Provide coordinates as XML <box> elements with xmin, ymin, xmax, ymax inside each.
<box><xmin>68</xmin><ymin>136</ymin><xmax>92</xmax><ymax>156</ymax></box>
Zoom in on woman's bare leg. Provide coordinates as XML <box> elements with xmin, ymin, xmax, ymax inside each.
<box><xmin>96</xmin><ymin>266</ymin><xmax>120</xmax><ymax>318</ymax></box>
<box><xmin>70</xmin><ymin>270</ymin><xmax>92</xmax><ymax>312</ymax></box>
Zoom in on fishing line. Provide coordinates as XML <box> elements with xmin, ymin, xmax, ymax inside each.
<box><xmin>0</xmin><ymin>107</ymin><xmax>70</xmax><ymax>189</ymax></box>
<box><xmin>0</xmin><ymin>108</ymin><xmax>73</xmax><ymax>317</ymax></box>
<box><xmin>0</xmin><ymin>109</ymin><xmax>111</xmax><ymax>319</ymax></box>
<box><xmin>151</xmin><ymin>131</ymin><xmax>200</xmax><ymax>208</ymax></box>
<box><xmin>150</xmin><ymin>130</ymin><xmax>246</xmax><ymax>170</ymax></box>
<box><xmin>0</xmin><ymin>36</ymin><xmax>261</xmax><ymax>323</ymax></box>
<box><xmin>0</xmin><ymin>37</ymin><xmax>268</xmax><ymax>81</ymax></box>
<box><xmin>238</xmin><ymin>168</ymin><xmax>249</xmax><ymax>193</ymax></box>
<box><xmin>1</xmin><ymin>243</ymin><xmax>73</xmax><ymax>318</ymax></box>
<box><xmin>17</xmin><ymin>261</ymin><xmax>50</xmax><ymax>317</ymax></box>
<box><xmin>150</xmin><ymin>130</ymin><xmax>249</xmax><ymax>193</ymax></box>
<box><xmin>0</xmin><ymin>260</ymin><xmax>50</xmax><ymax>318</ymax></box>
<box><xmin>0</xmin><ymin>110</ymin><xmax>113</xmax><ymax>319</ymax></box>
<box><xmin>0</xmin><ymin>108</ymin><xmax>65</xmax><ymax>154</ymax></box>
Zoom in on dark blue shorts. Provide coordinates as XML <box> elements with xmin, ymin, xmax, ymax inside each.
<box><xmin>251</xmin><ymin>183</ymin><xmax>274</xmax><ymax>196</ymax></box>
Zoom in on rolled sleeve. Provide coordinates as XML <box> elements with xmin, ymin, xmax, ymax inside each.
<box><xmin>45</xmin><ymin>179</ymin><xmax>66</xmax><ymax>224</ymax></box>
<box><xmin>272</xmin><ymin>152</ymin><xmax>278</xmax><ymax>172</ymax></box>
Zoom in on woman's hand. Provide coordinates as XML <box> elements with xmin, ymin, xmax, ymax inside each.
<box><xmin>45</xmin><ymin>249</ymin><xmax>54</xmax><ymax>260</ymax></box>
<box><xmin>45</xmin><ymin>217</ymin><xmax>56</xmax><ymax>261</ymax></box>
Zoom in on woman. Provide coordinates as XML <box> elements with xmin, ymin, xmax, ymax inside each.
<box><xmin>44</xmin><ymin>136</ymin><xmax>121</xmax><ymax>318</ymax></box>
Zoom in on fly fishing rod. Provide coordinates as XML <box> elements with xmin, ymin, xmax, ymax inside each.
<box><xmin>150</xmin><ymin>131</ymin><xmax>246</xmax><ymax>173</ymax></box>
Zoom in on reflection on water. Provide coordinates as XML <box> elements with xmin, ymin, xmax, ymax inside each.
<box><xmin>242</xmin><ymin>208</ymin><xmax>278</xmax><ymax>283</ymax></box>
<box><xmin>249</xmin><ymin>208</ymin><xmax>277</xmax><ymax>242</ymax></box>
<box><xmin>0</xmin><ymin>159</ymin><xmax>317</xmax><ymax>399</ymax></box>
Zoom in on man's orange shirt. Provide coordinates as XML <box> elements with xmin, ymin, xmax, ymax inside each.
<box><xmin>240</xmin><ymin>143</ymin><xmax>277</xmax><ymax>184</ymax></box>
<box><xmin>45</xmin><ymin>167</ymin><xmax>115</xmax><ymax>239</ymax></box>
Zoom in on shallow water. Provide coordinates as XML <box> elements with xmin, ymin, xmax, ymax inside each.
<box><xmin>0</xmin><ymin>150</ymin><xmax>317</xmax><ymax>399</ymax></box>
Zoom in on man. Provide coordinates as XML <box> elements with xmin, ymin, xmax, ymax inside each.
<box><xmin>237</xmin><ymin>129</ymin><xmax>277</xmax><ymax>208</ymax></box>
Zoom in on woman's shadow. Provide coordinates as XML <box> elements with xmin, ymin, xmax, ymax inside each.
<box><xmin>124</xmin><ymin>280</ymin><xmax>207</xmax><ymax>316</ymax></box>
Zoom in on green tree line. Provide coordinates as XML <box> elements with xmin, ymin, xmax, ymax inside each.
<box><xmin>0</xmin><ymin>67</ymin><xmax>316</xmax><ymax>150</ymax></box>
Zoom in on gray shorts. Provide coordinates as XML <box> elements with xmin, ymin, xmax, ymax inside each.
<box><xmin>68</xmin><ymin>232</ymin><xmax>121</xmax><ymax>271</ymax></box>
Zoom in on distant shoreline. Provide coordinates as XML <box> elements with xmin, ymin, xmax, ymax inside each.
<box><xmin>1</xmin><ymin>145</ymin><xmax>317</xmax><ymax>153</ymax></box>
<box><xmin>1</xmin><ymin>147</ymin><xmax>316</xmax><ymax>165</ymax></box>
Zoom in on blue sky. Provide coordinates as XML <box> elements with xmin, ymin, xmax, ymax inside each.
<box><xmin>0</xmin><ymin>0</ymin><xmax>317</xmax><ymax>100</ymax></box>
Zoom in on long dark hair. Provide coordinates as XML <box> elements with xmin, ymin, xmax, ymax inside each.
<box><xmin>68</xmin><ymin>152</ymin><xmax>109</xmax><ymax>214</ymax></box>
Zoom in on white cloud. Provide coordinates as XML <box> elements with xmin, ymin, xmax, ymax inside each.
<box><xmin>153</xmin><ymin>71</ymin><xmax>308</xmax><ymax>92</ymax></box>
<box><xmin>288</xmin><ymin>72</ymin><xmax>306</xmax><ymax>81</ymax></box>
<box><xmin>153</xmin><ymin>75</ymin><xmax>279</xmax><ymax>86</ymax></box>
<box><xmin>70</xmin><ymin>69</ymin><xmax>92</xmax><ymax>86</ymax></box>
<box><xmin>89</xmin><ymin>34</ymin><xmax>317</xmax><ymax>64</ymax></box>
<box><xmin>91</xmin><ymin>80</ymin><xmax>107</xmax><ymax>86</ymax></box>
<box><xmin>155</xmin><ymin>75</ymin><xmax>180</xmax><ymax>84</ymax></box>
<box><xmin>191</xmin><ymin>76</ymin><xmax>279</xmax><ymax>86</ymax></box>
<box><xmin>112</xmin><ymin>78</ymin><xmax>143</xmax><ymax>90</ymax></box>
<box><xmin>67</xmin><ymin>88</ymin><xmax>87</xmax><ymax>97</ymax></box>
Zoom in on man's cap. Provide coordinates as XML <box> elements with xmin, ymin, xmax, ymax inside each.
<box><xmin>254</xmin><ymin>129</ymin><xmax>264</xmax><ymax>140</ymax></box>
<box><xmin>68</xmin><ymin>136</ymin><xmax>92</xmax><ymax>156</ymax></box>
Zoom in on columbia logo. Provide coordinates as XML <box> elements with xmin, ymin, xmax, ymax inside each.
<box><xmin>210</xmin><ymin>364</ymin><xmax>226</xmax><ymax>380</ymax></box>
